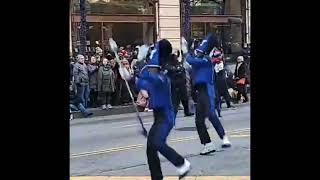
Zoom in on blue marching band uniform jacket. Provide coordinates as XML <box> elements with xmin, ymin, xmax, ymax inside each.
<box><xmin>136</xmin><ymin>42</ymin><xmax>175</xmax><ymax>126</ymax></box>
<box><xmin>136</xmin><ymin>34</ymin><xmax>219</xmax><ymax>124</ymax></box>
<box><xmin>186</xmin><ymin>54</ymin><xmax>217</xmax><ymax>112</ymax></box>
<box><xmin>186</xmin><ymin>33</ymin><xmax>218</xmax><ymax>112</ymax></box>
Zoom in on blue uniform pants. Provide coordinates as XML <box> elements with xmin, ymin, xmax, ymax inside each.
<box><xmin>194</xmin><ymin>83</ymin><xmax>226</xmax><ymax>145</ymax></box>
<box><xmin>147</xmin><ymin>108</ymin><xmax>185</xmax><ymax>180</ymax></box>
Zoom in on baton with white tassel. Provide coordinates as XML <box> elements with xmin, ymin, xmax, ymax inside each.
<box><xmin>109</xmin><ymin>38</ymin><xmax>148</xmax><ymax>137</ymax></box>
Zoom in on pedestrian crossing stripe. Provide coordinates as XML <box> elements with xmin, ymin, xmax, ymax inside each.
<box><xmin>70</xmin><ymin>176</ymin><xmax>250</xmax><ymax>180</ymax></box>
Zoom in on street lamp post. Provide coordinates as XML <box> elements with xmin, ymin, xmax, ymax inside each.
<box><xmin>79</xmin><ymin>0</ymin><xmax>87</xmax><ymax>55</ymax></box>
<box><xmin>70</xmin><ymin>0</ymin><xmax>73</xmax><ymax>56</ymax></box>
<box><xmin>182</xmin><ymin>0</ymin><xmax>191</xmax><ymax>41</ymax></box>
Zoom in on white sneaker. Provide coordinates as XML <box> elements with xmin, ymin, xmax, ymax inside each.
<box><xmin>177</xmin><ymin>159</ymin><xmax>191</xmax><ymax>178</ymax></box>
<box><xmin>222</xmin><ymin>135</ymin><xmax>232</xmax><ymax>148</ymax></box>
<box><xmin>205</xmin><ymin>121</ymin><xmax>210</xmax><ymax>129</ymax></box>
<box><xmin>145</xmin><ymin>108</ymin><xmax>153</xmax><ymax>112</ymax></box>
<box><xmin>107</xmin><ymin>104</ymin><xmax>113</xmax><ymax>109</ymax></box>
<box><xmin>102</xmin><ymin>104</ymin><xmax>107</xmax><ymax>110</ymax></box>
<box><xmin>200</xmin><ymin>142</ymin><xmax>216</xmax><ymax>155</ymax></box>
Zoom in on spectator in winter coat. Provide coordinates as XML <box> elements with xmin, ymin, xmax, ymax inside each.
<box><xmin>109</xmin><ymin>56</ymin><xmax>121</xmax><ymax>106</ymax></box>
<box><xmin>73</xmin><ymin>54</ymin><xmax>90</xmax><ymax>108</ymax></box>
<box><xmin>213</xmin><ymin>51</ymin><xmax>235</xmax><ymax>109</ymax></box>
<box><xmin>163</xmin><ymin>51</ymin><xmax>193</xmax><ymax>119</ymax></box>
<box><xmin>234</xmin><ymin>56</ymin><xmax>249</xmax><ymax>103</ymax></box>
<box><xmin>125</xmin><ymin>45</ymin><xmax>134</xmax><ymax>63</ymax></box>
<box><xmin>87</xmin><ymin>56</ymin><xmax>99</xmax><ymax>108</ymax></box>
<box><xmin>134</xmin><ymin>45</ymin><xmax>152</xmax><ymax>112</ymax></box>
<box><xmin>136</xmin><ymin>66</ymin><xmax>151</xmax><ymax>112</ymax></box>
<box><xmin>70</xmin><ymin>60</ymin><xmax>75</xmax><ymax>82</ymax></box>
<box><xmin>97</xmin><ymin>58</ymin><xmax>116</xmax><ymax>110</ymax></box>
<box><xmin>119</xmin><ymin>58</ymin><xmax>133</xmax><ymax>105</ymax></box>
<box><xmin>95</xmin><ymin>41</ymin><xmax>103</xmax><ymax>57</ymax></box>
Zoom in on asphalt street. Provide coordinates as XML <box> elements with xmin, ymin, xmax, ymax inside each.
<box><xmin>70</xmin><ymin>104</ymin><xmax>250</xmax><ymax>178</ymax></box>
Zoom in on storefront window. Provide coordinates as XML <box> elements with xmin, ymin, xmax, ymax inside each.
<box><xmin>191</xmin><ymin>22</ymin><xmax>233</xmax><ymax>54</ymax></box>
<box><xmin>191</xmin><ymin>23</ymin><xmax>224</xmax><ymax>41</ymax></box>
<box><xmin>191</xmin><ymin>23</ymin><xmax>205</xmax><ymax>39</ymax></box>
<box><xmin>72</xmin><ymin>0</ymin><xmax>153</xmax><ymax>15</ymax></box>
<box><xmin>87</xmin><ymin>22</ymin><xmax>102</xmax><ymax>46</ymax></box>
<box><xmin>190</xmin><ymin>0</ymin><xmax>223</xmax><ymax>15</ymax></box>
<box><xmin>72</xmin><ymin>22</ymin><xmax>155</xmax><ymax>54</ymax></box>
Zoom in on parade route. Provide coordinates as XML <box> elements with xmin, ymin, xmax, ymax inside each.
<box><xmin>70</xmin><ymin>176</ymin><xmax>250</xmax><ymax>180</ymax></box>
<box><xmin>70</xmin><ymin>104</ymin><xmax>250</xmax><ymax>178</ymax></box>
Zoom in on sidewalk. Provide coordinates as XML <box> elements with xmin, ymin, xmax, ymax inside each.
<box><xmin>70</xmin><ymin>102</ymin><xmax>250</xmax><ymax>126</ymax></box>
<box><xmin>72</xmin><ymin>105</ymin><xmax>136</xmax><ymax>119</ymax></box>
<box><xmin>72</xmin><ymin>92</ymin><xmax>250</xmax><ymax>119</ymax></box>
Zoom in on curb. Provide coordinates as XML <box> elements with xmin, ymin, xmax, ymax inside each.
<box><xmin>70</xmin><ymin>111</ymin><xmax>154</xmax><ymax>126</ymax></box>
<box><xmin>70</xmin><ymin>103</ymin><xmax>250</xmax><ymax>126</ymax></box>
<box><xmin>72</xmin><ymin>105</ymin><xmax>136</xmax><ymax>119</ymax></box>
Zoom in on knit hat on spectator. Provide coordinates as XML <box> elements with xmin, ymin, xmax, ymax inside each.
<box><xmin>237</xmin><ymin>56</ymin><xmax>244</xmax><ymax>62</ymax></box>
<box><xmin>213</xmin><ymin>49</ymin><xmax>222</xmax><ymax>58</ymax></box>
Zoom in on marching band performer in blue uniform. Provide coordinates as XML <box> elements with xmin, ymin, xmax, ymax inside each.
<box><xmin>186</xmin><ymin>33</ymin><xmax>231</xmax><ymax>155</ymax></box>
<box><xmin>137</xmin><ymin>39</ymin><xmax>190</xmax><ymax>180</ymax></box>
